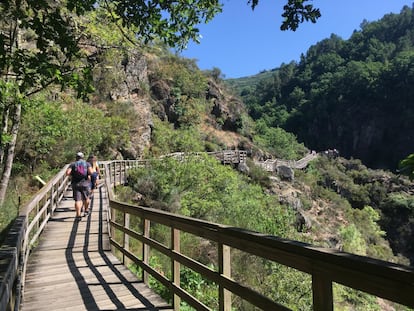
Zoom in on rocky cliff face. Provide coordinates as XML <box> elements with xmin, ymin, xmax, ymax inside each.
<box><xmin>150</xmin><ymin>74</ymin><xmax>246</xmax><ymax>132</ymax></box>
<box><xmin>207</xmin><ymin>79</ymin><xmax>245</xmax><ymax>132</ymax></box>
<box><xmin>296</xmin><ymin>102</ymin><xmax>411</xmax><ymax>170</ymax></box>
<box><xmin>92</xmin><ymin>49</ymin><xmax>253</xmax><ymax>159</ymax></box>
<box><xmin>93</xmin><ymin>51</ymin><xmax>153</xmax><ymax>159</ymax></box>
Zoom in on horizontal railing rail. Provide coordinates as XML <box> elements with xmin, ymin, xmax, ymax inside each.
<box><xmin>160</xmin><ymin>150</ymin><xmax>247</xmax><ymax>165</ymax></box>
<box><xmin>103</xmin><ymin>160</ymin><xmax>414</xmax><ymax>311</ymax></box>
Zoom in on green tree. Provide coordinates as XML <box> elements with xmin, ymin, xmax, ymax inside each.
<box><xmin>16</xmin><ymin>99</ymin><xmax>130</xmax><ymax>172</ymax></box>
<box><xmin>399</xmin><ymin>154</ymin><xmax>414</xmax><ymax>180</ymax></box>
<box><xmin>16</xmin><ymin>99</ymin><xmax>68</xmax><ymax>171</ymax></box>
<box><xmin>0</xmin><ymin>0</ymin><xmax>94</xmax><ymax>205</ymax></box>
<box><xmin>254</xmin><ymin>123</ymin><xmax>308</xmax><ymax>159</ymax></box>
<box><xmin>208</xmin><ymin>67</ymin><xmax>224</xmax><ymax>82</ymax></box>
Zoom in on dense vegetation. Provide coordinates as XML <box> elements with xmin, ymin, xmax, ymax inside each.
<box><xmin>1</xmin><ymin>2</ymin><xmax>414</xmax><ymax>310</ymax></box>
<box><xmin>227</xmin><ymin>4</ymin><xmax>414</xmax><ymax>170</ymax></box>
<box><xmin>118</xmin><ymin>156</ymin><xmax>407</xmax><ymax>310</ymax></box>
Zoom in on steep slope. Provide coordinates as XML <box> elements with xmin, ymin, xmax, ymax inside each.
<box><xmin>230</xmin><ymin>5</ymin><xmax>414</xmax><ymax>170</ymax></box>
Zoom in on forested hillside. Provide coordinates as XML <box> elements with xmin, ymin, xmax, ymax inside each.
<box><xmin>228</xmin><ymin>4</ymin><xmax>414</xmax><ymax>171</ymax></box>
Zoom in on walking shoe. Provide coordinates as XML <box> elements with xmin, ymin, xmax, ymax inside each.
<box><xmin>83</xmin><ymin>210</ymin><xmax>90</xmax><ymax>217</ymax></box>
<box><xmin>75</xmin><ymin>216</ymin><xmax>82</xmax><ymax>221</ymax></box>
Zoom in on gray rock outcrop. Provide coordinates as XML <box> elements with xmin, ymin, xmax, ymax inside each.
<box><xmin>94</xmin><ymin>51</ymin><xmax>153</xmax><ymax>159</ymax></box>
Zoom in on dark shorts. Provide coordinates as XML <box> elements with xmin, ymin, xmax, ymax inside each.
<box><xmin>72</xmin><ymin>180</ymin><xmax>91</xmax><ymax>201</ymax></box>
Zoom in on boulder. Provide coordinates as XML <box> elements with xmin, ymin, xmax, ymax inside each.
<box><xmin>276</xmin><ymin>165</ymin><xmax>294</xmax><ymax>181</ymax></box>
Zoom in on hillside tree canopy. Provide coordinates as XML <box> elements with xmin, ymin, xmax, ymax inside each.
<box><xmin>0</xmin><ymin>0</ymin><xmax>320</xmax><ymax>205</ymax></box>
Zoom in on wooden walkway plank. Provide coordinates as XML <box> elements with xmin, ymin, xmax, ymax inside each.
<box><xmin>21</xmin><ymin>186</ymin><xmax>172</xmax><ymax>311</ymax></box>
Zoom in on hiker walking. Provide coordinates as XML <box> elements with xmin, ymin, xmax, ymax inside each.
<box><xmin>66</xmin><ymin>152</ymin><xmax>93</xmax><ymax>220</ymax></box>
<box><xmin>87</xmin><ymin>154</ymin><xmax>101</xmax><ymax>191</ymax></box>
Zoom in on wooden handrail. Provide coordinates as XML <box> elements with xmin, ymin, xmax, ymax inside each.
<box><xmin>1</xmin><ymin>156</ymin><xmax>414</xmax><ymax>310</ymax></box>
<box><xmin>0</xmin><ymin>165</ymin><xmax>70</xmax><ymax>311</ymax></box>
<box><xmin>103</xmin><ymin>160</ymin><xmax>414</xmax><ymax>311</ymax></box>
<box><xmin>161</xmin><ymin>150</ymin><xmax>247</xmax><ymax>164</ymax></box>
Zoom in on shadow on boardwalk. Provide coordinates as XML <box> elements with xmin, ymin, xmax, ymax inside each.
<box><xmin>21</xmin><ymin>186</ymin><xmax>172</xmax><ymax>311</ymax></box>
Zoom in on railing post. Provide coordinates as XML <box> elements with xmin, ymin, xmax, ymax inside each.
<box><xmin>108</xmin><ymin>162</ymin><xmax>112</xmax><ymax>185</ymax></box>
<box><xmin>35</xmin><ymin>202</ymin><xmax>40</xmax><ymax>233</ymax></box>
<box><xmin>123</xmin><ymin>212</ymin><xmax>130</xmax><ymax>266</ymax></box>
<box><xmin>219</xmin><ymin>243</ymin><xmax>231</xmax><ymax>311</ymax></box>
<box><xmin>49</xmin><ymin>184</ymin><xmax>55</xmax><ymax>216</ymax></box>
<box><xmin>142</xmin><ymin>219</ymin><xmax>150</xmax><ymax>285</ymax></box>
<box><xmin>111</xmin><ymin>163</ymin><xmax>115</xmax><ymax>187</ymax></box>
<box><xmin>312</xmin><ymin>273</ymin><xmax>333</xmax><ymax>311</ymax></box>
<box><xmin>119</xmin><ymin>162</ymin><xmax>122</xmax><ymax>185</ymax></box>
<box><xmin>115</xmin><ymin>162</ymin><xmax>118</xmax><ymax>186</ymax></box>
<box><xmin>110</xmin><ymin>206</ymin><xmax>116</xmax><ymax>254</ymax></box>
<box><xmin>171</xmin><ymin>228</ymin><xmax>181</xmax><ymax>310</ymax></box>
<box><xmin>124</xmin><ymin>161</ymin><xmax>127</xmax><ymax>184</ymax></box>
<box><xmin>121</xmin><ymin>161</ymin><xmax>123</xmax><ymax>183</ymax></box>
<box><xmin>45</xmin><ymin>185</ymin><xmax>55</xmax><ymax>218</ymax></box>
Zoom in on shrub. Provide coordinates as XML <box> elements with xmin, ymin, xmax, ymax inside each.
<box><xmin>245</xmin><ymin>158</ymin><xmax>271</xmax><ymax>188</ymax></box>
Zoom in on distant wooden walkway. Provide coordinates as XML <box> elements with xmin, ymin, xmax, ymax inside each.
<box><xmin>255</xmin><ymin>151</ymin><xmax>319</xmax><ymax>172</ymax></box>
<box><xmin>21</xmin><ymin>185</ymin><xmax>172</xmax><ymax>311</ymax></box>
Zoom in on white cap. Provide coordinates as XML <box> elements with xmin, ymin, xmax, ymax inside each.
<box><xmin>76</xmin><ymin>152</ymin><xmax>84</xmax><ymax>158</ymax></box>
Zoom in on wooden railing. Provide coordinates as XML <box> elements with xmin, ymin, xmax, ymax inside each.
<box><xmin>104</xmin><ymin>160</ymin><xmax>414</xmax><ymax>311</ymax></box>
<box><xmin>1</xmin><ymin>158</ymin><xmax>414</xmax><ymax>310</ymax></box>
<box><xmin>0</xmin><ymin>165</ymin><xmax>70</xmax><ymax>311</ymax></box>
<box><xmin>161</xmin><ymin>150</ymin><xmax>247</xmax><ymax>165</ymax></box>
<box><xmin>255</xmin><ymin>151</ymin><xmax>318</xmax><ymax>172</ymax></box>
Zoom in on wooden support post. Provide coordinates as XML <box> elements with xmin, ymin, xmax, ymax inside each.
<box><xmin>143</xmin><ymin>219</ymin><xmax>150</xmax><ymax>285</ymax></box>
<box><xmin>49</xmin><ymin>187</ymin><xmax>53</xmax><ymax>217</ymax></box>
<box><xmin>119</xmin><ymin>162</ymin><xmax>123</xmax><ymax>185</ymax></box>
<box><xmin>171</xmin><ymin>228</ymin><xmax>181</xmax><ymax>310</ymax></box>
<box><xmin>312</xmin><ymin>273</ymin><xmax>333</xmax><ymax>311</ymax></box>
<box><xmin>121</xmin><ymin>161</ymin><xmax>125</xmax><ymax>184</ymax></box>
<box><xmin>116</xmin><ymin>162</ymin><xmax>119</xmax><ymax>186</ymax></box>
<box><xmin>219</xmin><ymin>243</ymin><xmax>231</xmax><ymax>311</ymax></box>
<box><xmin>109</xmin><ymin>163</ymin><xmax>113</xmax><ymax>186</ymax></box>
<box><xmin>110</xmin><ymin>206</ymin><xmax>116</xmax><ymax>253</ymax></box>
<box><xmin>35</xmin><ymin>202</ymin><xmax>40</xmax><ymax>232</ymax></box>
<box><xmin>123</xmin><ymin>212</ymin><xmax>130</xmax><ymax>265</ymax></box>
<box><xmin>112</xmin><ymin>163</ymin><xmax>116</xmax><ymax>187</ymax></box>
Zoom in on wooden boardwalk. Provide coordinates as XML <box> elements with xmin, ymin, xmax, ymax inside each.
<box><xmin>21</xmin><ymin>185</ymin><xmax>172</xmax><ymax>311</ymax></box>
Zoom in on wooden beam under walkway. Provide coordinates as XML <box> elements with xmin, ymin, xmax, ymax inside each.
<box><xmin>21</xmin><ymin>185</ymin><xmax>172</xmax><ymax>311</ymax></box>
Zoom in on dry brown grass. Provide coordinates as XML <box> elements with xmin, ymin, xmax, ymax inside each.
<box><xmin>200</xmin><ymin>121</ymin><xmax>244</xmax><ymax>149</ymax></box>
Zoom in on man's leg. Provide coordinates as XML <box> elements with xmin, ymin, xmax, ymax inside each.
<box><xmin>73</xmin><ymin>185</ymin><xmax>83</xmax><ymax>219</ymax></box>
<box><xmin>82</xmin><ymin>184</ymin><xmax>91</xmax><ymax>216</ymax></box>
<box><xmin>83</xmin><ymin>197</ymin><xmax>90</xmax><ymax>216</ymax></box>
<box><xmin>75</xmin><ymin>200</ymin><xmax>83</xmax><ymax>218</ymax></box>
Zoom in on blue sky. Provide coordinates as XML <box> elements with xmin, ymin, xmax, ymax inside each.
<box><xmin>178</xmin><ymin>1</ymin><xmax>414</xmax><ymax>78</ymax></box>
